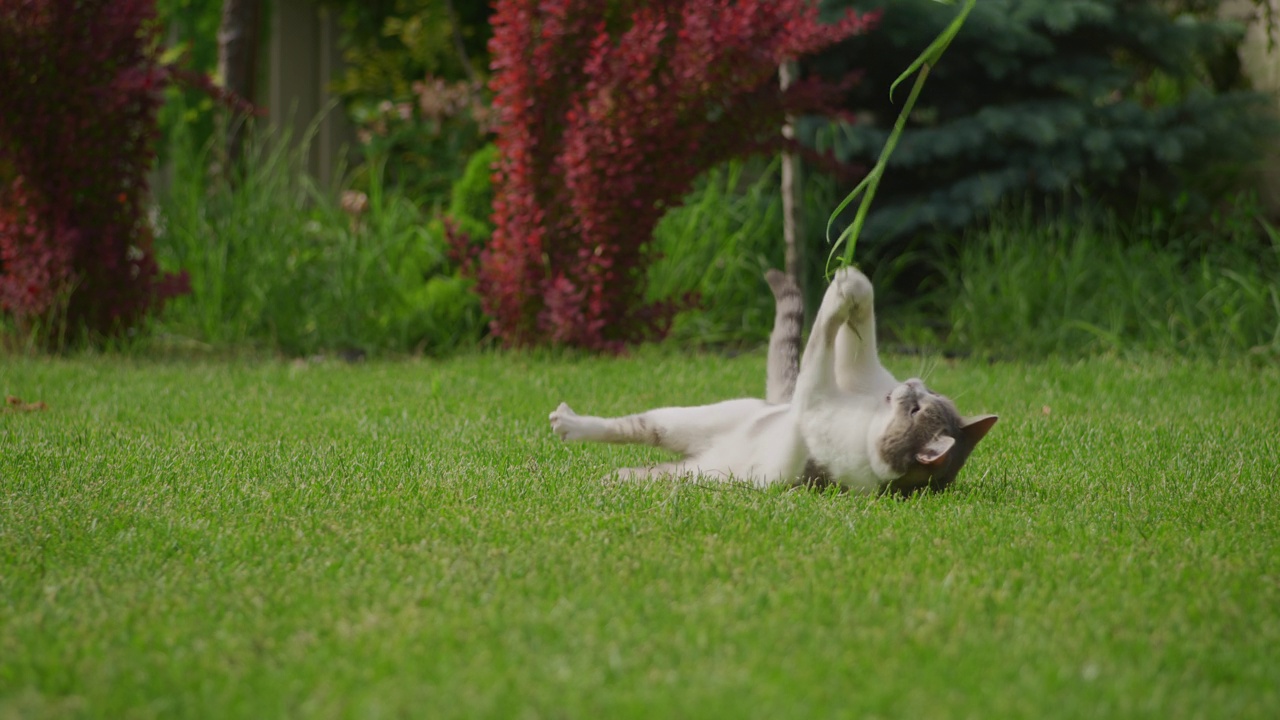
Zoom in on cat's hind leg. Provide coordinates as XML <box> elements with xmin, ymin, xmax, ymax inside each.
<box><xmin>548</xmin><ymin>405</ymin><xmax>693</xmax><ymax>481</ymax></box>
<box><xmin>549</xmin><ymin>399</ymin><xmax>768</xmax><ymax>456</ymax></box>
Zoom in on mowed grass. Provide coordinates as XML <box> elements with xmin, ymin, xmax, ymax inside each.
<box><xmin>1</xmin><ymin>351</ymin><xmax>1278</xmax><ymax>719</ymax></box>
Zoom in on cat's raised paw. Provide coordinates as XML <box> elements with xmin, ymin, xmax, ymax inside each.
<box><xmin>549</xmin><ymin>402</ymin><xmax>584</xmax><ymax>442</ymax></box>
<box><xmin>832</xmin><ymin>266</ymin><xmax>873</xmax><ymax>314</ymax></box>
<box><xmin>833</xmin><ymin>266</ymin><xmax>872</xmax><ymax>300</ymax></box>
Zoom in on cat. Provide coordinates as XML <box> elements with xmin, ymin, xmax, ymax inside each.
<box><xmin>548</xmin><ymin>266</ymin><xmax>998</xmax><ymax>495</ymax></box>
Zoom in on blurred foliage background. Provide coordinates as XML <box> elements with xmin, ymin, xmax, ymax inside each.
<box><xmin>133</xmin><ymin>0</ymin><xmax>1280</xmax><ymax>358</ymax></box>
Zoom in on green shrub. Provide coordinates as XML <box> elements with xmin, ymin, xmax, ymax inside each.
<box><xmin>348</xmin><ymin>76</ymin><xmax>493</xmax><ymax>204</ymax></box>
<box><xmin>646</xmin><ymin>160</ymin><xmax>786</xmax><ymax>346</ymax></box>
<box><xmin>152</xmin><ymin>121</ymin><xmax>481</xmax><ymax>356</ymax></box>
<box><xmin>446</xmin><ymin>142</ymin><xmax>497</xmax><ymax>243</ymax></box>
<box><xmin>330</xmin><ymin>0</ymin><xmax>492</xmax><ymax>110</ymax></box>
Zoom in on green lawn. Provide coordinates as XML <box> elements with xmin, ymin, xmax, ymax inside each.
<box><xmin>2</xmin><ymin>351</ymin><xmax>1277</xmax><ymax>719</ymax></box>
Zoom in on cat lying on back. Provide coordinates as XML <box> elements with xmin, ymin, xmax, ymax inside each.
<box><xmin>549</xmin><ymin>266</ymin><xmax>997</xmax><ymax>495</ymax></box>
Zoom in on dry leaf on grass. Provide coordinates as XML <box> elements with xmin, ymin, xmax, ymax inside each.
<box><xmin>4</xmin><ymin>396</ymin><xmax>47</xmax><ymax>413</ymax></box>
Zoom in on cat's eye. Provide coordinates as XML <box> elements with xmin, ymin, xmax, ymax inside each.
<box><xmin>910</xmin><ymin>404</ymin><xmax>920</xmax><ymax>416</ymax></box>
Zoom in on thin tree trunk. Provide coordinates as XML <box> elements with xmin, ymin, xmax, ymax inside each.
<box><xmin>218</xmin><ymin>0</ymin><xmax>261</xmax><ymax>168</ymax></box>
<box><xmin>779</xmin><ymin>60</ymin><xmax>803</xmax><ymax>294</ymax></box>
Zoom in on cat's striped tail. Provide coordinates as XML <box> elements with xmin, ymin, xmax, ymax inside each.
<box><xmin>764</xmin><ymin>269</ymin><xmax>804</xmax><ymax>404</ymax></box>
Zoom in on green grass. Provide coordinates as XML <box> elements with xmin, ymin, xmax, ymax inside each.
<box><xmin>2</xmin><ymin>351</ymin><xmax>1278</xmax><ymax>718</ymax></box>
<box><xmin>938</xmin><ymin>203</ymin><xmax>1280</xmax><ymax>359</ymax></box>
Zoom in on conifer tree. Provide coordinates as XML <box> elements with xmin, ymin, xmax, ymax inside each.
<box><xmin>807</xmin><ymin>0</ymin><xmax>1271</xmax><ymax>250</ymax></box>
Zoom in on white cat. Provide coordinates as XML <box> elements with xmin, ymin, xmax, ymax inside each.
<box><xmin>549</xmin><ymin>267</ymin><xmax>997</xmax><ymax>495</ymax></box>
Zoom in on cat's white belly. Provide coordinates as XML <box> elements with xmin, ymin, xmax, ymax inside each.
<box><xmin>689</xmin><ymin>405</ymin><xmax>808</xmax><ymax>488</ymax></box>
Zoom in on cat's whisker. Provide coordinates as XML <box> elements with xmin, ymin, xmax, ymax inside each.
<box><xmin>915</xmin><ymin>354</ymin><xmax>940</xmax><ymax>382</ymax></box>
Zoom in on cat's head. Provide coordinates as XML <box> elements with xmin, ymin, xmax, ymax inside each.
<box><xmin>875</xmin><ymin>378</ymin><xmax>997</xmax><ymax>496</ymax></box>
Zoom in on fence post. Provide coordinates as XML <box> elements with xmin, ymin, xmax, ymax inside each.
<box><xmin>266</xmin><ymin>0</ymin><xmax>353</xmax><ymax>188</ymax></box>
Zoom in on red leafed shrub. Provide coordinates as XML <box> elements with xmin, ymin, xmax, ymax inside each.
<box><xmin>0</xmin><ymin>0</ymin><xmax>189</xmax><ymax>345</ymax></box>
<box><xmin>459</xmin><ymin>0</ymin><xmax>877</xmax><ymax>350</ymax></box>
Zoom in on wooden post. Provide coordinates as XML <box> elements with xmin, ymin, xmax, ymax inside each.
<box><xmin>266</xmin><ymin>0</ymin><xmax>353</xmax><ymax>187</ymax></box>
<box><xmin>217</xmin><ymin>0</ymin><xmax>261</xmax><ymax>169</ymax></box>
<box><xmin>779</xmin><ymin>60</ymin><xmax>804</xmax><ymax>293</ymax></box>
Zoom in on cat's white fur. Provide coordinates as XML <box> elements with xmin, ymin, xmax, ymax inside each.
<box><xmin>549</xmin><ymin>267</ymin><xmax>992</xmax><ymax>492</ymax></box>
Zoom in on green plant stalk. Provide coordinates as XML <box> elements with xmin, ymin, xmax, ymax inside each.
<box><xmin>826</xmin><ymin>63</ymin><xmax>930</xmax><ymax>270</ymax></box>
<box><xmin>826</xmin><ymin>0</ymin><xmax>976</xmax><ymax>269</ymax></box>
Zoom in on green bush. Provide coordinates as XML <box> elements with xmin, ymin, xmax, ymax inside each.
<box><xmin>645</xmin><ymin>159</ymin><xmax>911</xmax><ymax>347</ymax></box>
<box><xmin>646</xmin><ymin>160</ymin><xmax>785</xmax><ymax>346</ymax></box>
<box><xmin>348</xmin><ymin>76</ymin><xmax>493</xmax><ymax>204</ymax></box>
<box><xmin>152</xmin><ymin>120</ymin><xmax>481</xmax><ymax>356</ymax></box>
<box><xmin>446</xmin><ymin>142</ymin><xmax>497</xmax><ymax>243</ymax></box>
<box><xmin>807</xmin><ymin>0</ymin><xmax>1272</xmax><ymax>255</ymax></box>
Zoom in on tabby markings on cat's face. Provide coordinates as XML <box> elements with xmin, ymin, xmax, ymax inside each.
<box><xmin>873</xmin><ymin>378</ymin><xmax>993</xmax><ymax>495</ymax></box>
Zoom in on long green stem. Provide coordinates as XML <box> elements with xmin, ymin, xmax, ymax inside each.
<box><xmin>828</xmin><ymin>63</ymin><xmax>931</xmax><ymax>269</ymax></box>
<box><xmin>826</xmin><ymin>0</ymin><xmax>976</xmax><ymax>270</ymax></box>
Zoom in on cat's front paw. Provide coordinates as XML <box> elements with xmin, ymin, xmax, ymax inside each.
<box><xmin>832</xmin><ymin>266</ymin><xmax>873</xmax><ymax>318</ymax></box>
<box><xmin>549</xmin><ymin>402</ymin><xmax>584</xmax><ymax>442</ymax></box>
<box><xmin>833</xmin><ymin>266</ymin><xmax>873</xmax><ymax>304</ymax></box>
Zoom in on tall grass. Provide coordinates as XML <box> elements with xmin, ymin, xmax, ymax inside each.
<box><xmin>647</xmin><ymin>158</ymin><xmax>841</xmax><ymax>346</ymax></box>
<box><xmin>647</xmin><ymin>159</ymin><xmax>781</xmax><ymax>345</ymax></box>
<box><xmin>151</xmin><ymin>119</ymin><xmax>480</xmax><ymax>356</ymax></box>
<box><xmin>941</xmin><ymin>202</ymin><xmax>1280</xmax><ymax>358</ymax></box>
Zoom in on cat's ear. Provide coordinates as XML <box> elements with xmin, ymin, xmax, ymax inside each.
<box><xmin>960</xmin><ymin>415</ymin><xmax>999</xmax><ymax>446</ymax></box>
<box><xmin>916</xmin><ymin>435</ymin><xmax>956</xmax><ymax>466</ymax></box>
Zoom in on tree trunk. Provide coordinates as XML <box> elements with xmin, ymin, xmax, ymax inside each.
<box><xmin>779</xmin><ymin>60</ymin><xmax>803</xmax><ymax>293</ymax></box>
<box><xmin>217</xmin><ymin>0</ymin><xmax>261</xmax><ymax>168</ymax></box>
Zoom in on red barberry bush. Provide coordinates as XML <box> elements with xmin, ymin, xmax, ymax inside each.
<box><xmin>0</xmin><ymin>0</ymin><xmax>188</xmax><ymax>346</ymax></box>
<box><xmin>459</xmin><ymin>0</ymin><xmax>877</xmax><ymax>350</ymax></box>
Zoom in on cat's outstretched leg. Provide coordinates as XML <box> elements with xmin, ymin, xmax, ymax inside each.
<box><xmin>549</xmin><ymin>399</ymin><xmax>767</xmax><ymax>456</ymax></box>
